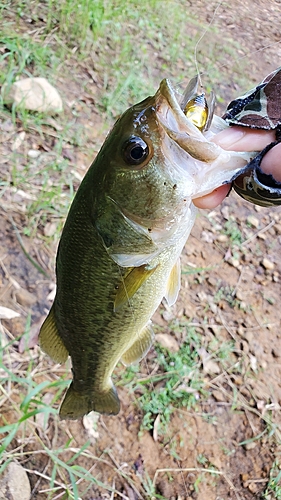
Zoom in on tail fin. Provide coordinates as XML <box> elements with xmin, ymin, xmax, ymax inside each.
<box><xmin>59</xmin><ymin>382</ymin><xmax>120</xmax><ymax>419</ymax></box>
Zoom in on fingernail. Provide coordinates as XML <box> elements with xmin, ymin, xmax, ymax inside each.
<box><xmin>213</xmin><ymin>128</ymin><xmax>246</xmax><ymax>148</ymax></box>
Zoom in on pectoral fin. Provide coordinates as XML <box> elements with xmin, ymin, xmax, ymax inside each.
<box><xmin>114</xmin><ymin>264</ymin><xmax>158</xmax><ymax>312</ymax></box>
<box><xmin>39</xmin><ymin>305</ymin><xmax>69</xmax><ymax>364</ymax></box>
<box><xmin>164</xmin><ymin>258</ymin><xmax>181</xmax><ymax>306</ymax></box>
<box><xmin>121</xmin><ymin>322</ymin><xmax>154</xmax><ymax>366</ymax></box>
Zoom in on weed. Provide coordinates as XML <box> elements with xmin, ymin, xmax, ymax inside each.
<box><xmin>222</xmin><ymin>218</ymin><xmax>243</xmax><ymax>245</ymax></box>
<box><xmin>129</xmin><ymin>326</ymin><xmax>205</xmax><ymax>433</ymax></box>
<box><xmin>263</xmin><ymin>460</ymin><xmax>281</xmax><ymax>499</ymax></box>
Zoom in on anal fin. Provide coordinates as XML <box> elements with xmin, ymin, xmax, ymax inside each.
<box><xmin>39</xmin><ymin>305</ymin><xmax>69</xmax><ymax>364</ymax></box>
<box><xmin>164</xmin><ymin>258</ymin><xmax>181</xmax><ymax>306</ymax></box>
<box><xmin>114</xmin><ymin>264</ymin><xmax>158</xmax><ymax>312</ymax></box>
<box><xmin>121</xmin><ymin>322</ymin><xmax>154</xmax><ymax>366</ymax></box>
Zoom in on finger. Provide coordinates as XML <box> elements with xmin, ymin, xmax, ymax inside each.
<box><xmin>193</xmin><ymin>184</ymin><xmax>231</xmax><ymax>209</ymax></box>
<box><xmin>212</xmin><ymin>126</ymin><xmax>276</xmax><ymax>151</ymax></box>
<box><xmin>260</xmin><ymin>143</ymin><xmax>281</xmax><ymax>182</ymax></box>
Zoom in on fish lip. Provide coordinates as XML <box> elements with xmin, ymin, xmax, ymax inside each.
<box><xmin>155</xmin><ymin>79</ymin><xmax>204</xmax><ymax>139</ymax></box>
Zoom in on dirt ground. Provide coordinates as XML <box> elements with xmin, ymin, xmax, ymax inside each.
<box><xmin>1</xmin><ymin>1</ymin><xmax>281</xmax><ymax>499</ymax></box>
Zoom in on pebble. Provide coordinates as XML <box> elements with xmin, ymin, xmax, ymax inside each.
<box><xmin>272</xmin><ymin>348</ymin><xmax>280</xmax><ymax>358</ymax></box>
<box><xmin>155</xmin><ymin>333</ymin><xmax>179</xmax><ymax>352</ymax></box>
<box><xmin>217</xmin><ymin>234</ymin><xmax>228</xmax><ymax>242</ymax></box>
<box><xmin>244</xmin><ymin>441</ymin><xmax>257</xmax><ymax>450</ymax></box>
<box><xmin>221</xmin><ymin>206</ymin><xmax>229</xmax><ymax>219</ymax></box>
<box><xmin>27</xmin><ymin>149</ymin><xmax>41</xmax><ymax>158</ymax></box>
<box><xmin>248</xmin><ymin>482</ymin><xmax>258</xmax><ymax>493</ymax></box>
<box><xmin>262</xmin><ymin>258</ymin><xmax>275</xmax><ymax>270</ymax></box>
<box><xmin>274</xmin><ymin>223</ymin><xmax>281</xmax><ymax>234</ymax></box>
<box><xmin>15</xmin><ymin>288</ymin><xmax>36</xmax><ymax>307</ymax></box>
<box><xmin>207</xmin><ymin>276</ymin><xmax>217</xmax><ymax>287</ymax></box>
<box><xmin>210</xmin><ymin>324</ymin><xmax>222</xmax><ymax>336</ymax></box>
<box><xmin>209</xmin><ymin>456</ymin><xmax>222</xmax><ymax>469</ymax></box>
<box><xmin>212</xmin><ymin>390</ymin><xmax>225</xmax><ymax>402</ymax></box>
<box><xmin>43</xmin><ymin>222</ymin><xmax>57</xmax><ymax>237</ymax></box>
<box><xmin>0</xmin><ymin>462</ymin><xmax>31</xmax><ymax>500</ymax></box>
<box><xmin>247</xmin><ymin>215</ymin><xmax>259</xmax><ymax>228</ymax></box>
<box><xmin>243</xmin><ymin>331</ymin><xmax>254</xmax><ymax>343</ymax></box>
<box><xmin>236</xmin><ymin>289</ymin><xmax>246</xmax><ymax>301</ymax></box>
<box><xmin>233</xmin><ymin>375</ymin><xmax>243</xmax><ymax>386</ymax></box>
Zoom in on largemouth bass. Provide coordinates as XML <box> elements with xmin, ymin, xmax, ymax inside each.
<box><xmin>39</xmin><ymin>76</ymin><xmax>256</xmax><ymax>419</ymax></box>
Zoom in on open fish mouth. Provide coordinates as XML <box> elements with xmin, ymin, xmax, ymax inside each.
<box><xmin>154</xmin><ymin>77</ymin><xmax>257</xmax><ymax>198</ymax></box>
<box><xmin>155</xmin><ymin>78</ymin><xmax>221</xmax><ymax>161</ymax></box>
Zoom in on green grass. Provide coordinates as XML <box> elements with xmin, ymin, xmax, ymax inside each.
<box><xmin>263</xmin><ymin>460</ymin><xmax>281</xmax><ymax>499</ymax></box>
<box><xmin>136</xmin><ymin>327</ymin><xmax>204</xmax><ymax>432</ymax></box>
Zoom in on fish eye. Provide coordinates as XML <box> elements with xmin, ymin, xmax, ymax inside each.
<box><xmin>122</xmin><ymin>136</ymin><xmax>150</xmax><ymax>166</ymax></box>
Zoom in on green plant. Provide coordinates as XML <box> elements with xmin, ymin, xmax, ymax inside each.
<box><xmin>222</xmin><ymin>219</ymin><xmax>243</xmax><ymax>245</ymax></box>
<box><xmin>129</xmin><ymin>326</ymin><xmax>205</xmax><ymax>432</ymax></box>
<box><xmin>263</xmin><ymin>460</ymin><xmax>281</xmax><ymax>499</ymax></box>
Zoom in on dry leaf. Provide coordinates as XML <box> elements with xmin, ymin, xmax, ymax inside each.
<box><xmin>12</xmin><ymin>131</ymin><xmax>26</xmax><ymax>151</ymax></box>
<box><xmin>0</xmin><ymin>306</ymin><xmax>20</xmax><ymax>320</ymax></box>
<box><xmin>153</xmin><ymin>414</ymin><xmax>161</xmax><ymax>442</ymax></box>
<box><xmin>83</xmin><ymin>413</ymin><xmax>99</xmax><ymax>442</ymax></box>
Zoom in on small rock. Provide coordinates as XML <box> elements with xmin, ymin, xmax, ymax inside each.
<box><xmin>239</xmin><ymin>340</ymin><xmax>249</xmax><ymax>354</ymax></box>
<box><xmin>207</xmin><ymin>276</ymin><xmax>217</xmax><ymax>287</ymax></box>
<box><xmin>201</xmin><ymin>230</ymin><xmax>214</xmax><ymax>243</ymax></box>
<box><xmin>221</xmin><ymin>206</ymin><xmax>229</xmax><ymax>219</ymax></box>
<box><xmin>203</xmin><ymin>359</ymin><xmax>221</xmax><ymax>374</ymax></box>
<box><xmin>12</xmin><ymin>131</ymin><xmax>26</xmax><ymax>151</ymax></box>
<box><xmin>230</xmin><ymin>258</ymin><xmax>240</xmax><ymax>268</ymax></box>
<box><xmin>250</xmin><ymin>340</ymin><xmax>264</xmax><ymax>357</ymax></box>
<box><xmin>216</xmin><ymin>234</ymin><xmax>228</xmax><ymax>242</ymax></box>
<box><xmin>244</xmin><ymin>441</ymin><xmax>257</xmax><ymax>450</ymax></box>
<box><xmin>247</xmin><ymin>215</ymin><xmax>259</xmax><ymax>228</ymax></box>
<box><xmin>209</xmin><ymin>456</ymin><xmax>222</xmax><ymax>469</ymax></box>
<box><xmin>274</xmin><ymin>223</ymin><xmax>281</xmax><ymax>234</ymax></box>
<box><xmin>155</xmin><ymin>333</ymin><xmax>179</xmax><ymax>352</ymax></box>
<box><xmin>262</xmin><ymin>258</ymin><xmax>275</xmax><ymax>270</ymax></box>
<box><xmin>2</xmin><ymin>77</ymin><xmax>63</xmax><ymax>114</ymax></box>
<box><xmin>212</xmin><ymin>390</ymin><xmax>225</xmax><ymax>402</ymax></box>
<box><xmin>43</xmin><ymin>222</ymin><xmax>57</xmax><ymax>237</ymax></box>
<box><xmin>28</xmin><ymin>149</ymin><xmax>41</xmax><ymax>158</ymax></box>
<box><xmin>248</xmin><ymin>481</ymin><xmax>258</xmax><ymax>493</ymax></box>
<box><xmin>210</xmin><ymin>324</ymin><xmax>222</xmax><ymax>336</ymax></box>
<box><xmin>272</xmin><ymin>348</ymin><xmax>280</xmax><ymax>358</ymax></box>
<box><xmin>15</xmin><ymin>288</ymin><xmax>37</xmax><ymax>307</ymax></box>
<box><xmin>0</xmin><ymin>462</ymin><xmax>31</xmax><ymax>500</ymax></box>
<box><xmin>233</xmin><ymin>375</ymin><xmax>243</xmax><ymax>386</ymax></box>
<box><xmin>237</xmin><ymin>325</ymin><xmax>244</xmax><ymax>336</ymax></box>
<box><xmin>236</xmin><ymin>289</ymin><xmax>246</xmax><ymax>301</ymax></box>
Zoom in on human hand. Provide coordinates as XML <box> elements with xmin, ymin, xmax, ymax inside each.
<box><xmin>193</xmin><ymin>127</ymin><xmax>281</xmax><ymax>209</ymax></box>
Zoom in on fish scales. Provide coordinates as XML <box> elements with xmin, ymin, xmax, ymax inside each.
<box><xmin>39</xmin><ymin>76</ymin><xmax>260</xmax><ymax>419</ymax></box>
